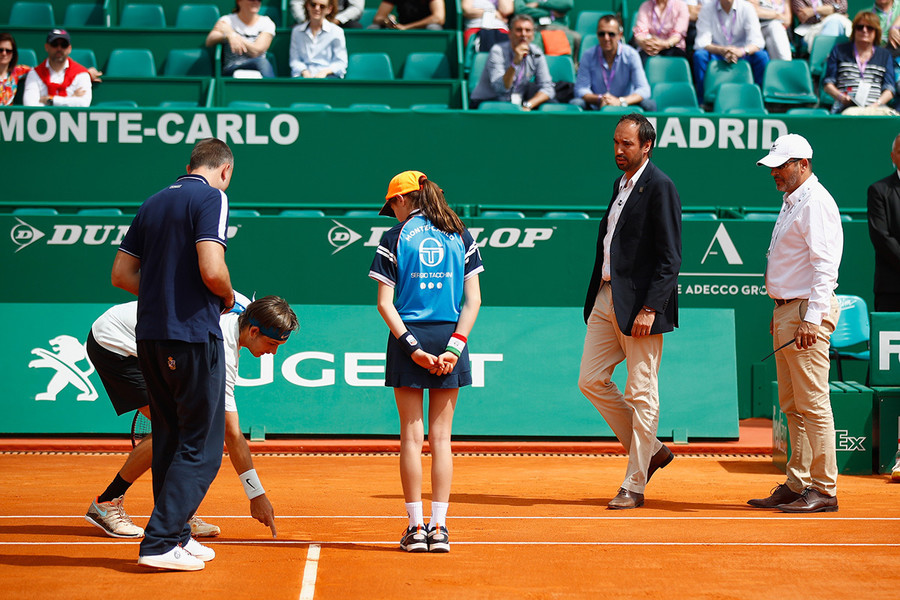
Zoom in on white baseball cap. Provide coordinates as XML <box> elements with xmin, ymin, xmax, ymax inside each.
<box><xmin>756</xmin><ymin>134</ymin><xmax>813</xmax><ymax>168</ymax></box>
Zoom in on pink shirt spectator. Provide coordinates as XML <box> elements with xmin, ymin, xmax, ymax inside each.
<box><xmin>633</xmin><ymin>0</ymin><xmax>690</xmax><ymax>50</ymax></box>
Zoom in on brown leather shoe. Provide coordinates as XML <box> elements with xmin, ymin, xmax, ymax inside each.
<box><xmin>777</xmin><ymin>488</ymin><xmax>838</xmax><ymax>513</ymax></box>
<box><xmin>608</xmin><ymin>488</ymin><xmax>644</xmax><ymax>510</ymax></box>
<box><xmin>747</xmin><ymin>483</ymin><xmax>802</xmax><ymax>508</ymax></box>
<box><xmin>647</xmin><ymin>445</ymin><xmax>674</xmax><ymax>482</ymax></box>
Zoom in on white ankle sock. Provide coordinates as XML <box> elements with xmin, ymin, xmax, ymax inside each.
<box><xmin>405</xmin><ymin>502</ymin><xmax>424</xmax><ymax>528</ymax></box>
<box><xmin>430</xmin><ymin>501</ymin><xmax>449</xmax><ymax>528</ymax></box>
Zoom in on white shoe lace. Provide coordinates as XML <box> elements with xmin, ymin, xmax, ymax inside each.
<box><xmin>104</xmin><ymin>498</ymin><xmax>138</xmax><ymax>530</ymax></box>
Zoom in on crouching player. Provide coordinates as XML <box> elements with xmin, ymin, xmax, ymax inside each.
<box><xmin>84</xmin><ymin>295</ymin><xmax>298</xmax><ymax>539</ymax></box>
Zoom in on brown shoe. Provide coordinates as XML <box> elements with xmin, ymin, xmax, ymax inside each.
<box><xmin>647</xmin><ymin>445</ymin><xmax>674</xmax><ymax>482</ymax></box>
<box><xmin>747</xmin><ymin>483</ymin><xmax>801</xmax><ymax>508</ymax></box>
<box><xmin>608</xmin><ymin>488</ymin><xmax>644</xmax><ymax>510</ymax></box>
<box><xmin>777</xmin><ymin>488</ymin><xmax>838</xmax><ymax>513</ymax></box>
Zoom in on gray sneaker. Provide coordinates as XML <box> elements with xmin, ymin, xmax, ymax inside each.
<box><xmin>85</xmin><ymin>495</ymin><xmax>144</xmax><ymax>538</ymax></box>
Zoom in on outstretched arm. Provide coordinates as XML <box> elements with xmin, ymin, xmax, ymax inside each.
<box><xmin>224</xmin><ymin>411</ymin><xmax>276</xmax><ymax>537</ymax></box>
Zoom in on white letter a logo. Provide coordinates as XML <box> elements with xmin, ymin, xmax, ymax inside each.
<box><xmin>701</xmin><ymin>223</ymin><xmax>743</xmax><ymax>265</ymax></box>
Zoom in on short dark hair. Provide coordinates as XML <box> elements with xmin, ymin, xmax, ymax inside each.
<box><xmin>238</xmin><ymin>296</ymin><xmax>299</xmax><ymax>336</ymax></box>
<box><xmin>618</xmin><ymin>113</ymin><xmax>656</xmax><ymax>157</ymax></box>
<box><xmin>188</xmin><ymin>138</ymin><xmax>234</xmax><ymax>171</ymax></box>
<box><xmin>510</xmin><ymin>14</ymin><xmax>535</xmax><ymax>29</ymax></box>
<box><xmin>597</xmin><ymin>14</ymin><xmax>622</xmax><ymax>32</ymax></box>
<box><xmin>0</xmin><ymin>33</ymin><xmax>19</xmax><ymax>73</ymax></box>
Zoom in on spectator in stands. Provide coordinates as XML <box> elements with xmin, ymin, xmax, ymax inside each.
<box><xmin>692</xmin><ymin>0</ymin><xmax>769</xmax><ymax>102</ymax></box>
<box><xmin>290</xmin><ymin>0</ymin><xmax>348</xmax><ymax>78</ymax></box>
<box><xmin>867</xmin><ymin>133</ymin><xmax>900</xmax><ymax>311</ymax></box>
<box><xmin>462</xmin><ymin>0</ymin><xmax>514</xmax><ymax>48</ymax></box>
<box><xmin>291</xmin><ymin>0</ymin><xmax>365</xmax><ymax>28</ymax></box>
<box><xmin>368</xmin><ymin>0</ymin><xmax>445</xmax><ymax>30</ymax></box>
<box><xmin>574</xmin><ymin>15</ymin><xmax>656</xmax><ymax>110</ymax></box>
<box><xmin>748</xmin><ymin>0</ymin><xmax>793</xmax><ymax>60</ymax></box>
<box><xmin>683</xmin><ymin>0</ymin><xmax>703</xmax><ymax>53</ymax></box>
<box><xmin>512</xmin><ymin>0</ymin><xmax>580</xmax><ymax>55</ymax></box>
<box><xmin>22</xmin><ymin>29</ymin><xmax>92</xmax><ymax>107</ymax></box>
<box><xmin>633</xmin><ymin>0</ymin><xmax>691</xmax><ymax>61</ymax></box>
<box><xmin>791</xmin><ymin>0</ymin><xmax>851</xmax><ymax>50</ymax></box>
<box><xmin>872</xmin><ymin>0</ymin><xmax>900</xmax><ymax>61</ymax></box>
<box><xmin>207</xmin><ymin>0</ymin><xmax>277</xmax><ymax>78</ymax></box>
<box><xmin>823</xmin><ymin>10</ymin><xmax>897</xmax><ymax>113</ymax></box>
<box><xmin>0</xmin><ymin>33</ymin><xmax>30</xmax><ymax>106</ymax></box>
<box><xmin>469</xmin><ymin>14</ymin><xmax>555</xmax><ymax>110</ymax></box>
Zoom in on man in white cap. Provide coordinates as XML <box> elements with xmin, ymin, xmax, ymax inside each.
<box><xmin>748</xmin><ymin>133</ymin><xmax>843</xmax><ymax>513</ymax></box>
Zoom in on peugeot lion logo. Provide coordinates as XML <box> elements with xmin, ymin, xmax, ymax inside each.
<box><xmin>28</xmin><ymin>335</ymin><xmax>98</xmax><ymax>401</ymax></box>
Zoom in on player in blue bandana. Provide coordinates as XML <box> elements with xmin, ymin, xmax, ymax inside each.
<box><xmin>369</xmin><ymin>171</ymin><xmax>484</xmax><ymax>554</ymax></box>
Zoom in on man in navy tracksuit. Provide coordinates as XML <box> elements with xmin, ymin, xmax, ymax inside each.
<box><xmin>111</xmin><ymin>138</ymin><xmax>236</xmax><ymax>571</ymax></box>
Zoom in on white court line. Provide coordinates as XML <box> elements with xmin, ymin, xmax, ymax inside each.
<box><xmin>1</xmin><ymin>540</ymin><xmax>897</xmax><ymax>548</ymax></box>
<box><xmin>3</xmin><ymin>515</ymin><xmax>899</xmax><ymax>521</ymax></box>
<box><xmin>298</xmin><ymin>544</ymin><xmax>320</xmax><ymax>600</ymax></box>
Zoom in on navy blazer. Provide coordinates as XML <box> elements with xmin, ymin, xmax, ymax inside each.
<box><xmin>583</xmin><ymin>160</ymin><xmax>682</xmax><ymax>335</ymax></box>
<box><xmin>867</xmin><ymin>171</ymin><xmax>900</xmax><ymax>295</ymax></box>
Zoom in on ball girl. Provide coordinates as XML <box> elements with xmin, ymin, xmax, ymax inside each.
<box><xmin>368</xmin><ymin>171</ymin><xmax>483</xmax><ymax>553</ymax></box>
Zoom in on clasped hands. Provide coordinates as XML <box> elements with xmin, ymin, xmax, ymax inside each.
<box><xmin>721</xmin><ymin>46</ymin><xmax>747</xmax><ymax>63</ymax></box>
<box><xmin>411</xmin><ymin>349</ymin><xmax>459</xmax><ymax>376</ymax></box>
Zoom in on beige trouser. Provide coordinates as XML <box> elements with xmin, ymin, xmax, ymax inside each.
<box><xmin>578</xmin><ymin>282</ymin><xmax>664</xmax><ymax>494</ymax></box>
<box><xmin>772</xmin><ymin>295</ymin><xmax>840</xmax><ymax>496</ymax></box>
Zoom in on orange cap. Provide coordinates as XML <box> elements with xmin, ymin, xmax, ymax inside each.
<box><xmin>379</xmin><ymin>170</ymin><xmax>426</xmax><ymax>217</ymax></box>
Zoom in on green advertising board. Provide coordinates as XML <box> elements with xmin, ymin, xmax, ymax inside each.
<box><xmin>1</xmin><ymin>304</ymin><xmax>738</xmax><ymax>439</ymax></box>
<box><xmin>870</xmin><ymin>313</ymin><xmax>900</xmax><ymax>387</ymax></box>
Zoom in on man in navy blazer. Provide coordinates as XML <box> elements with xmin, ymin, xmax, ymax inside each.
<box><xmin>867</xmin><ymin>133</ymin><xmax>900</xmax><ymax>312</ymax></box>
<box><xmin>578</xmin><ymin>113</ymin><xmax>682</xmax><ymax>509</ymax></box>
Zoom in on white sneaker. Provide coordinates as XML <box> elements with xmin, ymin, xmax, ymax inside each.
<box><xmin>184</xmin><ymin>537</ymin><xmax>215</xmax><ymax>562</ymax></box>
<box><xmin>189</xmin><ymin>515</ymin><xmax>221</xmax><ymax>537</ymax></box>
<box><xmin>85</xmin><ymin>496</ymin><xmax>144</xmax><ymax>539</ymax></box>
<box><xmin>138</xmin><ymin>546</ymin><xmax>204</xmax><ymax>571</ymax></box>
<box><xmin>892</xmin><ymin>457</ymin><xmax>900</xmax><ymax>482</ymax></box>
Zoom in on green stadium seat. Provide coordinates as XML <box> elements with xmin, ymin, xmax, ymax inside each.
<box><xmin>346</xmin><ymin>53</ymin><xmax>394</xmax><ymax>80</ymax></box>
<box><xmin>714</xmin><ymin>82</ymin><xmax>767</xmax><ymax>114</ymax></box>
<box><xmin>94</xmin><ymin>100</ymin><xmax>139</xmax><ymax>107</ymax></box>
<box><xmin>601</xmin><ymin>104</ymin><xmax>644</xmax><ymax>112</ymax></box>
<box><xmin>9</xmin><ymin>2</ymin><xmax>55</xmax><ymax>26</ymax></box>
<box><xmin>787</xmin><ymin>107</ymin><xmax>829</xmax><ymax>115</ymax></box>
<box><xmin>175</xmin><ymin>4</ymin><xmax>221</xmax><ymax>28</ymax></box>
<box><xmin>411</xmin><ymin>104</ymin><xmax>451</xmax><ymax>110</ymax></box>
<box><xmin>402</xmin><ymin>52</ymin><xmax>451</xmax><ymax>80</ymax></box>
<box><xmin>69</xmin><ymin>49</ymin><xmax>97</xmax><ymax>70</ymax></box>
<box><xmin>120</xmin><ymin>3</ymin><xmax>166</xmax><ymax>28</ymax></box>
<box><xmin>12</xmin><ymin>207</ymin><xmax>57</xmax><ymax>215</ymax></box>
<box><xmin>17</xmin><ymin>48</ymin><xmax>38</xmax><ymax>68</ymax></box>
<box><xmin>652</xmin><ymin>81</ymin><xmax>699</xmax><ymax>111</ymax></box>
<box><xmin>229</xmin><ymin>101</ymin><xmax>271</xmax><ymax>109</ymax></box>
<box><xmin>645</xmin><ymin>56</ymin><xmax>692</xmax><ymax>87</ymax></box>
<box><xmin>808</xmin><ymin>34</ymin><xmax>846</xmax><ymax>78</ymax></box>
<box><xmin>703</xmin><ymin>59</ymin><xmax>753</xmax><ymax>105</ymax></box>
<box><xmin>280</xmin><ymin>209</ymin><xmax>326</xmax><ymax>217</ymax></box>
<box><xmin>105</xmin><ymin>49</ymin><xmax>157</xmax><ymax>77</ymax></box>
<box><xmin>480</xmin><ymin>210</ymin><xmax>526</xmax><ymax>218</ymax></box>
<box><xmin>763</xmin><ymin>60</ymin><xmax>817</xmax><ymax>105</ymax></box>
<box><xmin>360</xmin><ymin>7</ymin><xmax>378</xmax><ymax>27</ymax></box>
<box><xmin>343</xmin><ymin>210</ymin><xmax>381</xmax><ymax>217</ymax></box>
<box><xmin>229</xmin><ymin>209</ymin><xmax>261</xmax><ymax>217</ymax></box>
<box><xmin>163</xmin><ymin>48</ymin><xmax>213</xmax><ymax>76</ymax></box>
<box><xmin>543</xmin><ymin>211</ymin><xmax>590</xmax><ymax>219</ymax></box>
<box><xmin>291</xmin><ymin>102</ymin><xmax>333</xmax><ymax>110</ymax></box>
<box><xmin>744</xmin><ymin>212</ymin><xmax>778</xmax><ymax>221</ymax></box>
<box><xmin>579</xmin><ymin>34</ymin><xmax>598</xmax><ymax>62</ymax></box>
<box><xmin>259</xmin><ymin>3</ymin><xmax>281</xmax><ymax>27</ymax></box>
<box><xmin>349</xmin><ymin>103</ymin><xmax>392</xmax><ymax>110</ymax></box>
<box><xmin>575</xmin><ymin>10</ymin><xmax>613</xmax><ymax>38</ymax></box>
<box><xmin>63</xmin><ymin>3</ymin><xmax>105</xmax><ymax>26</ymax></box>
<box><xmin>682</xmin><ymin>212</ymin><xmax>718</xmax><ymax>220</ymax></box>
<box><xmin>159</xmin><ymin>101</ymin><xmax>200</xmax><ymax>108</ymax></box>
<box><xmin>467</xmin><ymin>52</ymin><xmax>488</xmax><ymax>91</ymax></box>
<box><xmin>77</xmin><ymin>208</ymin><xmax>124</xmax><ymax>215</ymax></box>
<box><xmin>546</xmin><ymin>55</ymin><xmax>576</xmax><ymax>83</ymax></box>
<box><xmin>661</xmin><ymin>106</ymin><xmax>705</xmax><ymax>114</ymax></box>
<box><xmin>478</xmin><ymin>101</ymin><xmax>522</xmax><ymax>111</ymax></box>
<box><xmin>539</xmin><ymin>103</ymin><xmax>583</xmax><ymax>112</ymax></box>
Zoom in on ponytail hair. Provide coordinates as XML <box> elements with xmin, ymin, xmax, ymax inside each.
<box><xmin>405</xmin><ymin>177</ymin><xmax>466</xmax><ymax>235</ymax></box>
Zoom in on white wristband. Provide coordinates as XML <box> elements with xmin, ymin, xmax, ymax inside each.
<box><xmin>240</xmin><ymin>468</ymin><xmax>266</xmax><ymax>499</ymax></box>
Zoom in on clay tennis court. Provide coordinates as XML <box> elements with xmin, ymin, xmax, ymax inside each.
<box><xmin>1</xmin><ymin>425</ymin><xmax>898</xmax><ymax>599</ymax></box>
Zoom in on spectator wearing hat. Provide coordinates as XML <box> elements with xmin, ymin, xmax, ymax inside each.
<box><xmin>22</xmin><ymin>29</ymin><xmax>92</xmax><ymax>107</ymax></box>
<box><xmin>748</xmin><ymin>134</ymin><xmax>843</xmax><ymax>514</ymax></box>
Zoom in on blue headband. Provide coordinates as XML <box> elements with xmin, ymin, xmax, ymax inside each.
<box><xmin>248</xmin><ymin>317</ymin><xmax>291</xmax><ymax>341</ymax></box>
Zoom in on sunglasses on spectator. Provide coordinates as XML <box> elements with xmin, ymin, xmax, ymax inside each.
<box><xmin>597</xmin><ymin>31</ymin><xmax>618</xmax><ymax>38</ymax></box>
<box><xmin>49</xmin><ymin>40</ymin><xmax>70</xmax><ymax>48</ymax></box>
<box><xmin>855</xmin><ymin>24</ymin><xmax>876</xmax><ymax>32</ymax></box>
<box><xmin>0</xmin><ymin>48</ymin><xmax>13</xmax><ymax>54</ymax></box>
<box><xmin>308</xmin><ymin>1</ymin><xmax>329</xmax><ymax>8</ymax></box>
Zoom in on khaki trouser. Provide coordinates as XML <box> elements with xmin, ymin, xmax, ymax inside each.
<box><xmin>578</xmin><ymin>282</ymin><xmax>664</xmax><ymax>494</ymax></box>
<box><xmin>772</xmin><ymin>296</ymin><xmax>841</xmax><ymax>496</ymax></box>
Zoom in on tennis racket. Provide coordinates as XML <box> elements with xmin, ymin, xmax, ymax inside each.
<box><xmin>131</xmin><ymin>410</ymin><xmax>151</xmax><ymax>448</ymax></box>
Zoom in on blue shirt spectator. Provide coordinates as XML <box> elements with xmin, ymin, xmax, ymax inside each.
<box><xmin>290</xmin><ymin>17</ymin><xmax>348</xmax><ymax>77</ymax></box>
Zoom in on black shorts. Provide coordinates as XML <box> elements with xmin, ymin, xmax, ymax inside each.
<box><xmin>86</xmin><ymin>331</ymin><xmax>149</xmax><ymax>416</ymax></box>
<box><xmin>384</xmin><ymin>321</ymin><xmax>471</xmax><ymax>389</ymax></box>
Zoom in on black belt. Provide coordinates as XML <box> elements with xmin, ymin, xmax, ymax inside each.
<box><xmin>773</xmin><ymin>298</ymin><xmax>801</xmax><ymax>307</ymax></box>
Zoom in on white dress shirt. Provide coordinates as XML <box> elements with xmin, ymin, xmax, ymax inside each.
<box><xmin>602</xmin><ymin>159</ymin><xmax>650</xmax><ymax>281</ymax></box>
<box><xmin>765</xmin><ymin>174</ymin><xmax>843</xmax><ymax>325</ymax></box>
<box><xmin>289</xmin><ymin>20</ymin><xmax>348</xmax><ymax>78</ymax></box>
<box><xmin>694</xmin><ymin>0</ymin><xmax>766</xmax><ymax>49</ymax></box>
<box><xmin>22</xmin><ymin>59</ymin><xmax>92</xmax><ymax>107</ymax></box>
